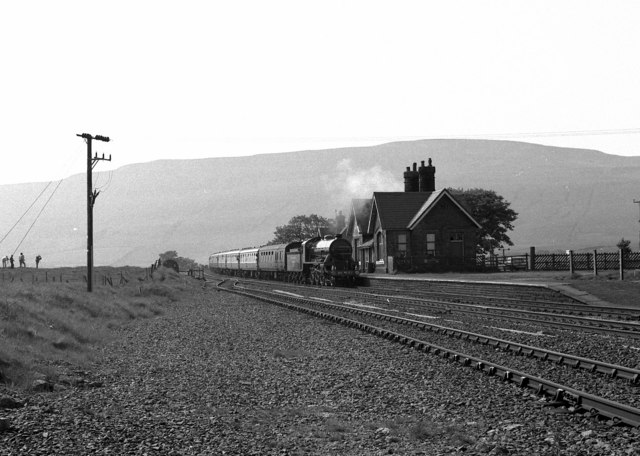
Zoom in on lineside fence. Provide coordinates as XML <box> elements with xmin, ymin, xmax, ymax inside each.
<box><xmin>477</xmin><ymin>248</ymin><xmax>640</xmax><ymax>275</ymax></box>
<box><xmin>0</xmin><ymin>268</ymin><xmax>156</xmax><ymax>287</ymax></box>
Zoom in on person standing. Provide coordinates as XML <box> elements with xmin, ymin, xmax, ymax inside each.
<box><xmin>19</xmin><ymin>252</ymin><xmax>26</xmax><ymax>268</ymax></box>
<box><xmin>1</xmin><ymin>256</ymin><xmax>6</xmax><ymax>268</ymax></box>
<box><xmin>36</xmin><ymin>254</ymin><xmax>42</xmax><ymax>269</ymax></box>
<box><xmin>9</xmin><ymin>255</ymin><xmax>14</xmax><ymax>269</ymax></box>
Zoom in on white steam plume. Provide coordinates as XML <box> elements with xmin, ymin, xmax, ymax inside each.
<box><xmin>322</xmin><ymin>158</ymin><xmax>401</xmax><ymax>209</ymax></box>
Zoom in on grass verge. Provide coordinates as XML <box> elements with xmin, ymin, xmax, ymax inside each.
<box><xmin>0</xmin><ymin>266</ymin><xmax>186</xmax><ymax>390</ymax></box>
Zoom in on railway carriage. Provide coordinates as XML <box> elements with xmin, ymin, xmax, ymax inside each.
<box><xmin>258</xmin><ymin>242</ymin><xmax>304</xmax><ymax>281</ymax></box>
<box><xmin>239</xmin><ymin>248</ymin><xmax>259</xmax><ymax>275</ymax></box>
<box><xmin>223</xmin><ymin>250</ymin><xmax>241</xmax><ymax>271</ymax></box>
<box><xmin>209</xmin><ymin>249</ymin><xmax>241</xmax><ymax>273</ymax></box>
<box><xmin>209</xmin><ymin>236</ymin><xmax>358</xmax><ymax>286</ymax></box>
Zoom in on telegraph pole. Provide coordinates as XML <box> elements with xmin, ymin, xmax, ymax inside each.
<box><xmin>635</xmin><ymin>199</ymin><xmax>640</xmax><ymax>251</ymax></box>
<box><xmin>77</xmin><ymin>133</ymin><xmax>111</xmax><ymax>292</ymax></box>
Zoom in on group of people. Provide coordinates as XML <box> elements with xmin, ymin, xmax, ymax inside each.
<box><xmin>1</xmin><ymin>253</ymin><xmax>42</xmax><ymax>269</ymax></box>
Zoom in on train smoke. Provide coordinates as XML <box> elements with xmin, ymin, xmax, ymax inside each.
<box><xmin>322</xmin><ymin>158</ymin><xmax>401</xmax><ymax>208</ymax></box>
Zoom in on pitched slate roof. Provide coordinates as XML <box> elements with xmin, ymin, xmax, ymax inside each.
<box><xmin>351</xmin><ymin>199</ymin><xmax>372</xmax><ymax>234</ymax></box>
<box><xmin>368</xmin><ymin>191</ymin><xmax>437</xmax><ymax>231</ymax></box>
<box><xmin>367</xmin><ymin>189</ymin><xmax>482</xmax><ymax>232</ymax></box>
<box><xmin>408</xmin><ymin>189</ymin><xmax>481</xmax><ymax>229</ymax></box>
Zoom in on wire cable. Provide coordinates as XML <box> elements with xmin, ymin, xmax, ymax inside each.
<box><xmin>446</xmin><ymin>127</ymin><xmax>640</xmax><ymax>140</ymax></box>
<box><xmin>95</xmin><ymin>170</ymin><xmax>113</xmax><ymax>192</ymax></box>
<box><xmin>12</xmin><ymin>179</ymin><xmax>64</xmax><ymax>256</ymax></box>
<box><xmin>0</xmin><ymin>181</ymin><xmax>54</xmax><ymax>247</ymax></box>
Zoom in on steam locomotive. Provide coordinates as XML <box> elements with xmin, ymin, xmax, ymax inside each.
<box><xmin>209</xmin><ymin>235</ymin><xmax>359</xmax><ymax>286</ymax></box>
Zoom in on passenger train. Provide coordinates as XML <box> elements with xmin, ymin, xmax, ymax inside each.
<box><xmin>209</xmin><ymin>235</ymin><xmax>359</xmax><ymax>286</ymax></box>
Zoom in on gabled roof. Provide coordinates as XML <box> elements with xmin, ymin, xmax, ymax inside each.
<box><xmin>352</xmin><ymin>199</ymin><xmax>371</xmax><ymax>233</ymax></box>
<box><xmin>366</xmin><ymin>189</ymin><xmax>482</xmax><ymax>232</ymax></box>
<box><xmin>367</xmin><ymin>192</ymin><xmax>435</xmax><ymax>232</ymax></box>
<box><xmin>407</xmin><ymin>188</ymin><xmax>482</xmax><ymax>229</ymax></box>
<box><xmin>346</xmin><ymin>198</ymin><xmax>372</xmax><ymax>237</ymax></box>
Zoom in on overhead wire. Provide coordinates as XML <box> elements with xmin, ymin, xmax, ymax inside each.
<box><xmin>0</xmin><ymin>181</ymin><xmax>54</xmax><ymax>247</ymax></box>
<box><xmin>2</xmin><ymin>145</ymin><xmax>83</xmax><ymax>255</ymax></box>
<box><xmin>446</xmin><ymin>127</ymin><xmax>640</xmax><ymax>140</ymax></box>
<box><xmin>11</xmin><ymin>179</ymin><xmax>65</xmax><ymax>256</ymax></box>
<box><xmin>95</xmin><ymin>170</ymin><xmax>114</xmax><ymax>193</ymax></box>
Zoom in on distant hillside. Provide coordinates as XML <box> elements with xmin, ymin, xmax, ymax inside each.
<box><xmin>1</xmin><ymin>139</ymin><xmax>638</xmax><ymax>267</ymax></box>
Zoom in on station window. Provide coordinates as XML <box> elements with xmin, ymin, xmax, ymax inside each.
<box><xmin>426</xmin><ymin>233</ymin><xmax>436</xmax><ymax>256</ymax></box>
<box><xmin>376</xmin><ymin>232</ymin><xmax>384</xmax><ymax>260</ymax></box>
<box><xmin>397</xmin><ymin>233</ymin><xmax>407</xmax><ymax>257</ymax></box>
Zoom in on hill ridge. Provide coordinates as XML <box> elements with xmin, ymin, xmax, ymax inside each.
<box><xmin>1</xmin><ymin>139</ymin><xmax>637</xmax><ymax>267</ymax></box>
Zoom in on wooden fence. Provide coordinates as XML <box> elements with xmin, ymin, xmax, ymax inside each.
<box><xmin>0</xmin><ymin>268</ymin><xmax>148</xmax><ymax>287</ymax></box>
<box><xmin>533</xmin><ymin>252</ymin><xmax>640</xmax><ymax>271</ymax></box>
<box><xmin>477</xmin><ymin>250</ymin><xmax>640</xmax><ymax>272</ymax></box>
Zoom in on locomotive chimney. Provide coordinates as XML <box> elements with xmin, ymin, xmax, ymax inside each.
<box><xmin>335</xmin><ymin>210</ymin><xmax>346</xmax><ymax>234</ymax></box>
<box><xmin>404</xmin><ymin>162</ymin><xmax>419</xmax><ymax>192</ymax></box>
<box><xmin>418</xmin><ymin>158</ymin><xmax>436</xmax><ymax>192</ymax></box>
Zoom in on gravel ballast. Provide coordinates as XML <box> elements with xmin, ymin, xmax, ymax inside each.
<box><xmin>2</xmin><ymin>283</ymin><xmax>640</xmax><ymax>455</ymax></box>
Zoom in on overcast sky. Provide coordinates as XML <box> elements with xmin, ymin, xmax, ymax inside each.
<box><xmin>1</xmin><ymin>0</ymin><xmax>639</xmax><ymax>185</ymax></box>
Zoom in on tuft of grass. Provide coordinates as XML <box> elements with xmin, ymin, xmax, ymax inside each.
<box><xmin>0</xmin><ymin>299</ymin><xmax>19</xmax><ymax>321</ymax></box>
<box><xmin>325</xmin><ymin>418</ymin><xmax>349</xmax><ymax>433</ymax></box>
<box><xmin>135</xmin><ymin>283</ymin><xmax>179</xmax><ymax>302</ymax></box>
<box><xmin>379</xmin><ymin>416</ymin><xmax>477</xmax><ymax>446</ymax></box>
<box><xmin>272</xmin><ymin>348</ymin><xmax>308</xmax><ymax>360</ymax></box>
<box><xmin>151</xmin><ymin>267</ymin><xmax>182</xmax><ymax>283</ymax></box>
<box><xmin>408</xmin><ymin>420</ymin><xmax>440</xmax><ymax>440</ymax></box>
<box><xmin>52</xmin><ymin>337</ymin><xmax>74</xmax><ymax>350</ymax></box>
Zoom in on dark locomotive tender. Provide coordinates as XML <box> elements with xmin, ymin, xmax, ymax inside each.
<box><xmin>209</xmin><ymin>235</ymin><xmax>359</xmax><ymax>286</ymax></box>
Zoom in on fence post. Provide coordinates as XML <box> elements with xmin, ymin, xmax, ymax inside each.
<box><xmin>567</xmin><ymin>250</ymin><xmax>574</xmax><ymax>274</ymax></box>
<box><xmin>620</xmin><ymin>249</ymin><xmax>625</xmax><ymax>281</ymax></box>
<box><xmin>593</xmin><ymin>250</ymin><xmax>598</xmax><ymax>276</ymax></box>
<box><xmin>528</xmin><ymin>246</ymin><xmax>535</xmax><ymax>270</ymax></box>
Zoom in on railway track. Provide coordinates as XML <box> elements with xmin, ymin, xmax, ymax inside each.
<box><xmin>365</xmin><ymin>278</ymin><xmax>640</xmax><ymax>320</ymax></box>
<box><xmin>234</xmin><ymin>281</ymin><xmax>640</xmax><ymax>396</ymax></box>
<box><xmin>353</xmin><ymin>293</ymin><xmax>640</xmax><ymax>337</ymax></box>
<box><xmin>225</xmin><ymin>277</ymin><xmax>640</xmax><ymax>338</ymax></box>
<box><xmin>208</xmin><ymin>274</ymin><xmax>640</xmax><ymax>427</ymax></box>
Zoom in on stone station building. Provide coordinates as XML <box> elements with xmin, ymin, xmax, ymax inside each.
<box><xmin>345</xmin><ymin>159</ymin><xmax>482</xmax><ymax>273</ymax></box>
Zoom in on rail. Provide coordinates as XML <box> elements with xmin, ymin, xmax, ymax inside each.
<box><xmin>216</xmin><ymin>282</ymin><xmax>640</xmax><ymax>427</ymax></box>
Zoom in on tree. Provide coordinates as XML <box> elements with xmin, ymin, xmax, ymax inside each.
<box><xmin>448</xmin><ymin>188</ymin><xmax>518</xmax><ymax>254</ymax></box>
<box><xmin>270</xmin><ymin>214</ymin><xmax>334</xmax><ymax>244</ymax></box>
<box><xmin>159</xmin><ymin>250</ymin><xmax>178</xmax><ymax>261</ymax></box>
<box><xmin>617</xmin><ymin>238</ymin><xmax>632</xmax><ymax>255</ymax></box>
<box><xmin>158</xmin><ymin>250</ymin><xmax>199</xmax><ymax>271</ymax></box>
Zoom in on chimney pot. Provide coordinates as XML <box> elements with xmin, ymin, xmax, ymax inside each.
<box><xmin>404</xmin><ymin>162</ymin><xmax>420</xmax><ymax>192</ymax></box>
<box><xmin>418</xmin><ymin>158</ymin><xmax>436</xmax><ymax>192</ymax></box>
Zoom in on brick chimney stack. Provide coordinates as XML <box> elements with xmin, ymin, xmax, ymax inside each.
<box><xmin>418</xmin><ymin>158</ymin><xmax>435</xmax><ymax>192</ymax></box>
<box><xmin>335</xmin><ymin>210</ymin><xmax>346</xmax><ymax>234</ymax></box>
<box><xmin>404</xmin><ymin>162</ymin><xmax>419</xmax><ymax>192</ymax></box>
